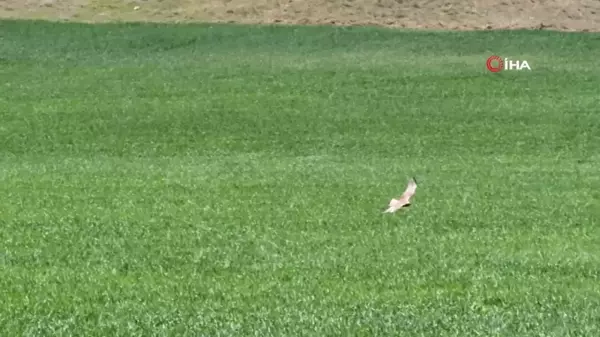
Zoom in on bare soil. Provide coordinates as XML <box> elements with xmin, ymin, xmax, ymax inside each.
<box><xmin>1</xmin><ymin>0</ymin><xmax>599</xmax><ymax>32</ymax></box>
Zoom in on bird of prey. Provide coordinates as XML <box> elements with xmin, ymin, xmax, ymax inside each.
<box><xmin>382</xmin><ymin>177</ymin><xmax>418</xmax><ymax>213</ymax></box>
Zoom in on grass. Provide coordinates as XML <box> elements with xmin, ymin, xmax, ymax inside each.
<box><xmin>1</xmin><ymin>19</ymin><xmax>600</xmax><ymax>336</ymax></box>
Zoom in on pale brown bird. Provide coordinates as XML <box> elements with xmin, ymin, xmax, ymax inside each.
<box><xmin>383</xmin><ymin>177</ymin><xmax>418</xmax><ymax>213</ymax></box>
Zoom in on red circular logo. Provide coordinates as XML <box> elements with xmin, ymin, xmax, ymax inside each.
<box><xmin>486</xmin><ymin>55</ymin><xmax>503</xmax><ymax>72</ymax></box>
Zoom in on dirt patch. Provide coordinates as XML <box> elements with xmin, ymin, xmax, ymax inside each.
<box><xmin>1</xmin><ymin>0</ymin><xmax>599</xmax><ymax>32</ymax></box>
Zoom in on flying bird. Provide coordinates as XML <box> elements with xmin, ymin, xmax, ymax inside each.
<box><xmin>383</xmin><ymin>177</ymin><xmax>418</xmax><ymax>213</ymax></box>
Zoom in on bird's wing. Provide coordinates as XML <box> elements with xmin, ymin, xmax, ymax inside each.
<box><xmin>399</xmin><ymin>177</ymin><xmax>417</xmax><ymax>200</ymax></box>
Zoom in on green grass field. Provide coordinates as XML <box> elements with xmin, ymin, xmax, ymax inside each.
<box><xmin>1</xmin><ymin>19</ymin><xmax>600</xmax><ymax>336</ymax></box>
